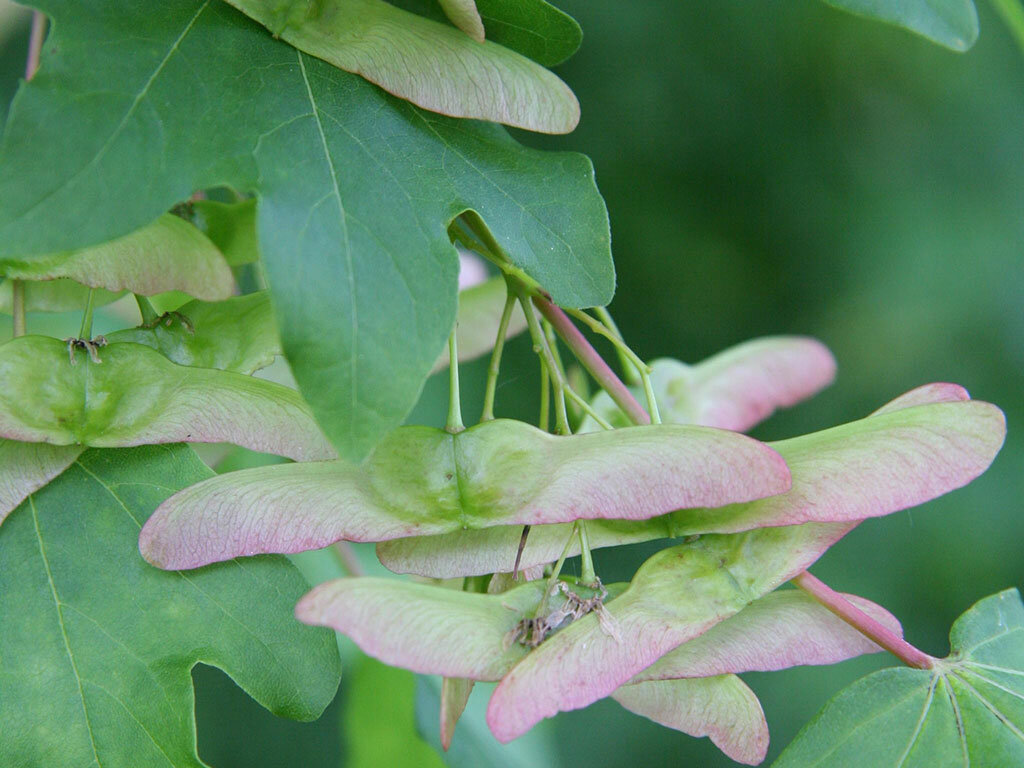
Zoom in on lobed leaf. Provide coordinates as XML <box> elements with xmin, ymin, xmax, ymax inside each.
<box><xmin>108</xmin><ymin>292</ymin><xmax>280</xmax><ymax>374</ymax></box>
<box><xmin>612</xmin><ymin>676</ymin><xmax>769</xmax><ymax>765</ymax></box>
<box><xmin>0</xmin><ymin>214</ymin><xmax>234</xmax><ymax>300</ymax></box>
<box><xmin>0</xmin><ymin>0</ymin><xmax>612</xmax><ymax>463</ymax></box>
<box><xmin>0</xmin><ymin>445</ymin><xmax>341</xmax><ymax>767</ymax></box>
<box><xmin>632</xmin><ymin>589</ymin><xmax>901</xmax><ymax>682</ymax></box>
<box><xmin>0</xmin><ymin>336</ymin><xmax>335</xmax><ymax>462</ymax></box>
<box><xmin>225</xmin><ymin>0</ymin><xmax>579</xmax><ymax>133</ymax></box>
<box><xmin>0</xmin><ymin>438</ymin><xmax>82</xmax><ymax>526</ymax></box>
<box><xmin>139</xmin><ymin>418</ymin><xmax>790</xmax><ymax>569</ymax></box>
<box><xmin>774</xmin><ymin>588</ymin><xmax>1024</xmax><ymax>766</ymax></box>
<box><xmin>380</xmin><ymin>383</ymin><xmax>1004</xmax><ymax>577</ymax></box>
<box><xmin>581</xmin><ymin>337</ymin><xmax>837</xmax><ymax>432</ymax></box>
<box><xmin>819</xmin><ymin>0</ymin><xmax>979</xmax><ymax>52</ymax></box>
<box><xmin>484</xmin><ymin>521</ymin><xmax>853</xmax><ymax>742</ymax></box>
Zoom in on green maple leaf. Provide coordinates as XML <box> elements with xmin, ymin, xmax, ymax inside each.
<box><xmin>0</xmin><ymin>0</ymin><xmax>612</xmax><ymax>461</ymax></box>
<box><xmin>774</xmin><ymin>589</ymin><xmax>1024</xmax><ymax>766</ymax></box>
<box><xmin>0</xmin><ymin>445</ymin><xmax>340</xmax><ymax>767</ymax></box>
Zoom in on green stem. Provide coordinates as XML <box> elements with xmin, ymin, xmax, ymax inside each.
<box><xmin>135</xmin><ymin>294</ymin><xmax>159</xmax><ymax>325</ymax></box>
<box><xmin>534</xmin><ymin>522</ymin><xmax>579</xmax><ymax>618</ymax></box>
<box><xmin>518</xmin><ymin>287</ymin><xmax>570</xmax><ymax>434</ymax></box>
<box><xmin>792</xmin><ymin>571</ymin><xmax>935</xmax><ymax>670</ymax></box>
<box><xmin>11</xmin><ymin>281</ymin><xmax>26</xmax><ymax>338</ymax></box>
<box><xmin>539</xmin><ymin>360</ymin><xmax>550</xmax><ymax>431</ymax></box>
<box><xmin>534</xmin><ymin>297</ymin><xmax>651</xmax><ymax>426</ymax></box>
<box><xmin>564</xmin><ymin>387</ymin><xmax>613</xmax><ymax>429</ymax></box>
<box><xmin>446</xmin><ymin>330</ymin><xmax>465</xmax><ymax>433</ymax></box>
<box><xmin>578</xmin><ymin>521</ymin><xmax>596</xmax><ymax>586</ymax></box>
<box><xmin>480</xmin><ymin>289</ymin><xmax>516</xmax><ymax>421</ymax></box>
<box><xmin>78</xmin><ymin>289</ymin><xmax>96</xmax><ymax>339</ymax></box>
<box><xmin>564</xmin><ymin>307</ymin><xmax>661</xmax><ymax>421</ymax></box>
<box><xmin>331</xmin><ymin>542</ymin><xmax>365</xmax><ymax>577</ymax></box>
<box><xmin>992</xmin><ymin>0</ymin><xmax>1024</xmax><ymax>54</ymax></box>
<box><xmin>595</xmin><ymin>305</ymin><xmax>638</xmax><ymax>385</ymax></box>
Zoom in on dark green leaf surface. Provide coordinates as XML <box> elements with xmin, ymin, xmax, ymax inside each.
<box><xmin>774</xmin><ymin>589</ymin><xmax>1024</xmax><ymax>767</ymax></box>
<box><xmin>0</xmin><ymin>445</ymin><xmax>341</xmax><ymax>767</ymax></box>
<box><xmin>391</xmin><ymin>0</ymin><xmax>583</xmax><ymax>66</ymax></box>
<box><xmin>820</xmin><ymin>0</ymin><xmax>978</xmax><ymax>51</ymax></box>
<box><xmin>0</xmin><ymin>0</ymin><xmax>611</xmax><ymax>460</ymax></box>
<box><xmin>192</xmin><ymin>199</ymin><xmax>259</xmax><ymax>266</ymax></box>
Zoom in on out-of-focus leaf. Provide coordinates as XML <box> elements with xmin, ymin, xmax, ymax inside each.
<box><xmin>224</xmin><ymin>0</ymin><xmax>578</xmax><ymax>133</ymax></box>
<box><xmin>345</xmin><ymin>657</ymin><xmax>446</xmax><ymax>768</ymax></box>
<box><xmin>580</xmin><ymin>337</ymin><xmax>837</xmax><ymax>432</ymax></box>
<box><xmin>108</xmin><ymin>292</ymin><xmax>280</xmax><ymax>374</ymax></box>
<box><xmin>0</xmin><ymin>445</ymin><xmax>341</xmax><ymax>767</ymax></box>
<box><xmin>438</xmin><ymin>0</ymin><xmax>485</xmax><ymax>40</ymax></box>
<box><xmin>819</xmin><ymin>0</ymin><xmax>978</xmax><ymax>51</ymax></box>
<box><xmin>632</xmin><ymin>589</ymin><xmax>901</xmax><ymax>682</ymax></box>
<box><xmin>431</xmin><ymin>276</ymin><xmax>527</xmax><ymax>374</ymax></box>
<box><xmin>774</xmin><ymin>589</ymin><xmax>1024</xmax><ymax>767</ymax></box>
<box><xmin>138</xmin><ymin>419</ymin><xmax>790</xmax><ymax>569</ymax></box>
<box><xmin>0</xmin><ymin>278</ymin><xmax>122</xmax><ymax>313</ymax></box>
<box><xmin>612</xmin><ymin>676</ymin><xmax>768</xmax><ymax>766</ymax></box>
<box><xmin>0</xmin><ymin>337</ymin><xmax>335</xmax><ymax>462</ymax></box>
<box><xmin>0</xmin><ymin>438</ymin><xmax>81</xmax><ymax>525</ymax></box>
<box><xmin>380</xmin><ymin>384</ymin><xmax>1004</xmax><ymax>577</ymax></box>
<box><xmin>0</xmin><ymin>0</ymin><xmax>612</xmax><ymax>463</ymax></box>
<box><xmin>484</xmin><ymin>521</ymin><xmax>853</xmax><ymax>742</ymax></box>
<box><xmin>0</xmin><ymin>214</ymin><xmax>234</xmax><ymax>300</ymax></box>
<box><xmin>192</xmin><ymin>198</ymin><xmax>259</xmax><ymax>266</ymax></box>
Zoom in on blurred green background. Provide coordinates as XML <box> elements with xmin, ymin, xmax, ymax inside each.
<box><xmin>1</xmin><ymin>0</ymin><xmax>1021</xmax><ymax>765</ymax></box>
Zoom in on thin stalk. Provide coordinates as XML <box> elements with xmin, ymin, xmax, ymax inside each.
<box><xmin>594</xmin><ymin>305</ymin><xmax>638</xmax><ymax>385</ymax></box>
<box><xmin>480</xmin><ymin>289</ymin><xmax>517</xmax><ymax>421</ymax></box>
<box><xmin>518</xmin><ymin>288</ymin><xmax>569</xmax><ymax>434</ymax></box>
<box><xmin>11</xmin><ymin>13</ymin><xmax>47</xmax><ymax>341</ymax></box>
<box><xmin>332</xmin><ymin>542</ymin><xmax>365</xmax><ymax>577</ymax></box>
<box><xmin>564</xmin><ymin>387</ymin><xmax>613</xmax><ymax>430</ymax></box>
<box><xmin>135</xmin><ymin>294</ymin><xmax>159</xmax><ymax>325</ymax></box>
<box><xmin>446</xmin><ymin>330</ymin><xmax>465</xmax><ymax>433</ymax></box>
<box><xmin>25</xmin><ymin>11</ymin><xmax>45</xmax><ymax>80</ymax></box>
<box><xmin>533</xmin><ymin>522</ymin><xmax>579</xmax><ymax>618</ymax></box>
<box><xmin>793</xmin><ymin>571</ymin><xmax>935</xmax><ymax>670</ymax></box>
<box><xmin>11</xmin><ymin>281</ymin><xmax>26</xmax><ymax>337</ymax></box>
<box><xmin>538</xmin><ymin>362</ymin><xmax>550</xmax><ymax>431</ymax></box>
<box><xmin>534</xmin><ymin>297</ymin><xmax>651</xmax><ymax>426</ymax></box>
<box><xmin>78</xmin><ymin>289</ymin><xmax>96</xmax><ymax>339</ymax></box>
<box><xmin>578</xmin><ymin>521</ymin><xmax>596</xmax><ymax>586</ymax></box>
<box><xmin>992</xmin><ymin>0</ymin><xmax>1024</xmax><ymax>55</ymax></box>
<box><xmin>564</xmin><ymin>307</ymin><xmax>661</xmax><ymax>422</ymax></box>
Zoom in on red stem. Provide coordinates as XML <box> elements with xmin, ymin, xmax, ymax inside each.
<box><xmin>793</xmin><ymin>571</ymin><xmax>935</xmax><ymax>670</ymax></box>
<box><xmin>532</xmin><ymin>297</ymin><xmax>651</xmax><ymax>426</ymax></box>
